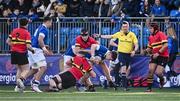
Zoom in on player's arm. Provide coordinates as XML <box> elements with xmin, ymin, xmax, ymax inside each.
<box><xmin>65</xmin><ymin>58</ymin><xmax>73</xmax><ymax>67</ymax></box>
<box><xmin>109</xmin><ymin>39</ymin><xmax>118</xmax><ymax>47</ymax></box>
<box><xmin>159</xmin><ymin>34</ymin><xmax>168</xmax><ymax>54</ymax></box>
<box><xmin>143</xmin><ymin>47</ymin><xmax>152</xmax><ymax>55</ymax></box>
<box><xmin>26</xmin><ymin>32</ymin><xmax>35</xmax><ymax>53</ymax></box>
<box><xmin>6</xmin><ymin>35</ymin><xmax>12</xmax><ymax>46</ymax></box>
<box><xmin>94</xmin><ymin>34</ymin><xmax>112</xmax><ymax>39</ymax></box>
<box><xmin>26</xmin><ymin>44</ymin><xmax>35</xmax><ymax>54</ymax></box>
<box><xmin>6</xmin><ymin>38</ymin><xmax>12</xmax><ymax>46</ymax></box>
<box><xmin>89</xmin><ymin>70</ymin><xmax>96</xmax><ymax>78</ymax></box>
<box><xmin>38</xmin><ymin>33</ymin><xmax>51</xmax><ymax>55</ymax></box>
<box><xmin>90</xmin><ymin>44</ymin><xmax>99</xmax><ymax>57</ymax></box>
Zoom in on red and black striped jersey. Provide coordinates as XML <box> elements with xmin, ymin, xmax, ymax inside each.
<box><xmin>9</xmin><ymin>27</ymin><xmax>31</xmax><ymax>53</ymax></box>
<box><xmin>75</xmin><ymin>36</ymin><xmax>98</xmax><ymax>49</ymax></box>
<box><xmin>148</xmin><ymin>31</ymin><xmax>169</xmax><ymax>57</ymax></box>
<box><xmin>68</xmin><ymin>55</ymin><xmax>92</xmax><ymax>80</ymax></box>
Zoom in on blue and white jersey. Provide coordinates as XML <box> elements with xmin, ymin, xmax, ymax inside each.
<box><xmin>85</xmin><ymin>45</ymin><xmax>108</xmax><ymax>60</ymax></box>
<box><xmin>31</xmin><ymin>24</ymin><xmax>49</xmax><ymax>48</ymax></box>
<box><xmin>64</xmin><ymin>38</ymin><xmax>76</xmax><ymax>56</ymax></box>
<box><xmin>109</xmin><ymin>38</ymin><xmax>118</xmax><ymax>51</ymax></box>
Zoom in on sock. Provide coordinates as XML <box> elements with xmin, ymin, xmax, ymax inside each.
<box><xmin>147</xmin><ymin>75</ymin><xmax>153</xmax><ymax>90</ymax></box>
<box><xmin>159</xmin><ymin>76</ymin><xmax>164</xmax><ymax>86</ymax></box>
<box><xmin>114</xmin><ymin>72</ymin><xmax>120</xmax><ymax>85</ymax></box>
<box><xmin>121</xmin><ymin>73</ymin><xmax>128</xmax><ymax>89</ymax></box>
<box><xmin>32</xmin><ymin>80</ymin><xmax>40</xmax><ymax>87</ymax></box>
<box><xmin>20</xmin><ymin>77</ymin><xmax>25</xmax><ymax>82</ymax></box>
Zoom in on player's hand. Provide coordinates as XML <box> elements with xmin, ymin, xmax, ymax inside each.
<box><xmin>130</xmin><ymin>51</ymin><xmax>135</xmax><ymax>57</ymax></box>
<box><xmin>90</xmin><ymin>56</ymin><xmax>96</xmax><ymax>61</ymax></box>
<box><xmin>31</xmin><ymin>49</ymin><xmax>35</xmax><ymax>54</ymax></box>
<box><xmin>42</xmin><ymin>47</ymin><xmax>52</xmax><ymax>55</ymax></box>
<box><xmin>93</xmin><ymin>34</ymin><xmax>101</xmax><ymax>38</ymax></box>
<box><xmin>153</xmin><ymin>53</ymin><xmax>159</xmax><ymax>59</ymax></box>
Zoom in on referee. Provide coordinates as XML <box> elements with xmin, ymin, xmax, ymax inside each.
<box><xmin>95</xmin><ymin>21</ymin><xmax>138</xmax><ymax>91</ymax></box>
<box><xmin>6</xmin><ymin>18</ymin><xmax>34</xmax><ymax>92</ymax></box>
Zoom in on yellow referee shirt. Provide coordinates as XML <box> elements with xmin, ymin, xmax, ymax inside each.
<box><xmin>112</xmin><ymin>31</ymin><xmax>138</xmax><ymax>53</ymax></box>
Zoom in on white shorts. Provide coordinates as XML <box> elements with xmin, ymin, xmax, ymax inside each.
<box><xmin>63</xmin><ymin>55</ymin><xmax>72</xmax><ymax>67</ymax></box>
<box><xmin>28</xmin><ymin>48</ymin><xmax>47</xmax><ymax>69</ymax></box>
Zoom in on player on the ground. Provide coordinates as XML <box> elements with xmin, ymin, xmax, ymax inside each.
<box><xmin>48</xmin><ymin>53</ymin><xmax>96</xmax><ymax>91</ymax></box>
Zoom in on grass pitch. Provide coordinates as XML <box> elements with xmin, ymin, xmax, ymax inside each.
<box><xmin>0</xmin><ymin>86</ymin><xmax>179</xmax><ymax>101</ymax></box>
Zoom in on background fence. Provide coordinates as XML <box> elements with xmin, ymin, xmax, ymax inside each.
<box><xmin>0</xmin><ymin>17</ymin><xmax>180</xmax><ymax>54</ymax></box>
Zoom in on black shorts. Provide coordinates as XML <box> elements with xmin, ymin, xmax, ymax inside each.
<box><xmin>118</xmin><ymin>52</ymin><xmax>132</xmax><ymax>68</ymax></box>
<box><xmin>150</xmin><ymin>56</ymin><xmax>168</xmax><ymax>67</ymax></box>
<box><xmin>59</xmin><ymin>71</ymin><xmax>76</xmax><ymax>89</ymax></box>
<box><xmin>11</xmin><ymin>52</ymin><xmax>29</xmax><ymax>65</ymax></box>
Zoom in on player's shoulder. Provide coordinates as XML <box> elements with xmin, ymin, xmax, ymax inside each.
<box><xmin>75</xmin><ymin>36</ymin><xmax>81</xmax><ymax>42</ymax></box>
<box><xmin>158</xmin><ymin>31</ymin><xmax>166</xmax><ymax>36</ymax></box>
<box><xmin>129</xmin><ymin>31</ymin><xmax>136</xmax><ymax>36</ymax></box>
<box><xmin>88</xmin><ymin>36</ymin><xmax>96</xmax><ymax>41</ymax></box>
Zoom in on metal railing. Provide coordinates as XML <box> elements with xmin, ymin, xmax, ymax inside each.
<box><xmin>0</xmin><ymin>17</ymin><xmax>179</xmax><ymax>54</ymax></box>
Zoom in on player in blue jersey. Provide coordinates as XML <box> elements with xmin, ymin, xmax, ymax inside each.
<box><xmin>63</xmin><ymin>38</ymin><xmax>77</xmax><ymax>70</ymax></box>
<box><xmin>86</xmin><ymin>44</ymin><xmax>118</xmax><ymax>89</ymax></box>
<box><xmin>24</xmin><ymin>17</ymin><xmax>52</xmax><ymax>92</ymax></box>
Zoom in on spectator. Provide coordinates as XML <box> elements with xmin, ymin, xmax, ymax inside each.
<box><xmin>122</xmin><ymin>0</ymin><xmax>141</xmax><ymax>17</ymax></box>
<box><xmin>166</xmin><ymin>25</ymin><xmax>178</xmax><ymax>76</ymax></box>
<box><xmin>79</xmin><ymin>0</ymin><xmax>95</xmax><ymax>17</ymax></box>
<box><xmin>66</xmin><ymin>0</ymin><xmax>80</xmax><ymax>17</ymax></box>
<box><xmin>9</xmin><ymin>8</ymin><xmax>24</xmax><ymax>20</ymax></box>
<box><xmin>44</xmin><ymin>1</ymin><xmax>58</xmax><ymax>17</ymax></box>
<box><xmin>27</xmin><ymin>8</ymin><xmax>39</xmax><ymax>22</ymax></box>
<box><xmin>151</xmin><ymin>0</ymin><xmax>166</xmax><ymax>17</ymax></box>
<box><xmin>9</xmin><ymin>0</ymin><xmax>31</xmax><ymax>15</ymax></box>
<box><xmin>0</xmin><ymin>0</ymin><xmax>8</xmax><ymax>16</ymax></box>
<box><xmin>108</xmin><ymin>0</ymin><xmax>124</xmax><ymax>17</ymax></box>
<box><xmin>94</xmin><ymin>0</ymin><xmax>109</xmax><ymax>17</ymax></box>
<box><xmin>139</xmin><ymin>0</ymin><xmax>152</xmax><ymax>17</ymax></box>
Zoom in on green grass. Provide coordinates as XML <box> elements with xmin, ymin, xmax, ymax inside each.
<box><xmin>0</xmin><ymin>86</ymin><xmax>179</xmax><ymax>101</ymax></box>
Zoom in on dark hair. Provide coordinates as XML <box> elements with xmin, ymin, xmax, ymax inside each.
<box><xmin>122</xmin><ymin>21</ymin><xmax>129</xmax><ymax>26</ymax></box>
<box><xmin>149</xmin><ymin>22</ymin><xmax>159</xmax><ymax>31</ymax></box>
<box><xmin>81</xmin><ymin>28</ymin><xmax>88</xmax><ymax>34</ymax></box>
<box><xmin>43</xmin><ymin>16</ymin><xmax>52</xmax><ymax>22</ymax></box>
<box><xmin>19</xmin><ymin>18</ymin><xmax>29</xmax><ymax>26</ymax></box>
<box><xmin>111</xmin><ymin>51</ymin><xmax>118</xmax><ymax>61</ymax></box>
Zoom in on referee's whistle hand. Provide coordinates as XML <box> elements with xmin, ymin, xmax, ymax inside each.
<box><xmin>130</xmin><ymin>51</ymin><xmax>135</xmax><ymax>57</ymax></box>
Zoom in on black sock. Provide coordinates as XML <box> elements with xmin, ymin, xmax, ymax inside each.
<box><xmin>122</xmin><ymin>73</ymin><xmax>127</xmax><ymax>88</ymax></box>
<box><xmin>147</xmin><ymin>76</ymin><xmax>153</xmax><ymax>90</ymax></box>
<box><xmin>20</xmin><ymin>77</ymin><xmax>25</xmax><ymax>82</ymax></box>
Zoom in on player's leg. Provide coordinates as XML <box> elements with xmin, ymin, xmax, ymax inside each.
<box><xmin>17</xmin><ymin>64</ymin><xmax>30</xmax><ymax>90</ymax></box>
<box><xmin>31</xmin><ymin>60</ymin><xmax>47</xmax><ymax>92</ymax></box>
<box><xmin>49</xmin><ymin>74</ymin><xmax>62</xmax><ymax>91</ymax></box>
<box><xmin>14</xmin><ymin>65</ymin><xmax>22</xmax><ymax>92</ymax></box>
<box><xmin>15</xmin><ymin>52</ymin><xmax>30</xmax><ymax>91</ymax></box>
<box><xmin>99</xmin><ymin>62</ymin><xmax>116</xmax><ymax>88</ymax></box>
<box><xmin>155</xmin><ymin>65</ymin><xmax>165</xmax><ymax>89</ymax></box>
<box><xmin>155</xmin><ymin>56</ymin><xmax>168</xmax><ymax>89</ymax></box>
<box><xmin>63</xmin><ymin>55</ymin><xmax>72</xmax><ymax>70</ymax></box>
<box><xmin>120</xmin><ymin>65</ymin><xmax>128</xmax><ymax>91</ymax></box>
<box><xmin>146</xmin><ymin>63</ymin><xmax>157</xmax><ymax>92</ymax></box>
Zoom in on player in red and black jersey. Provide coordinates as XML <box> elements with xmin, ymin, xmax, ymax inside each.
<box><xmin>143</xmin><ymin>22</ymin><xmax>169</xmax><ymax>92</ymax></box>
<box><xmin>6</xmin><ymin>18</ymin><xmax>34</xmax><ymax>92</ymax></box>
<box><xmin>48</xmin><ymin>53</ymin><xmax>96</xmax><ymax>91</ymax></box>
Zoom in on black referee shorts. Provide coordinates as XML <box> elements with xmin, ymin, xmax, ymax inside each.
<box><xmin>11</xmin><ymin>51</ymin><xmax>29</xmax><ymax>65</ymax></box>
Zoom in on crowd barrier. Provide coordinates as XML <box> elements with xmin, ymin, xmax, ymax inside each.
<box><xmin>0</xmin><ymin>17</ymin><xmax>180</xmax><ymax>54</ymax></box>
